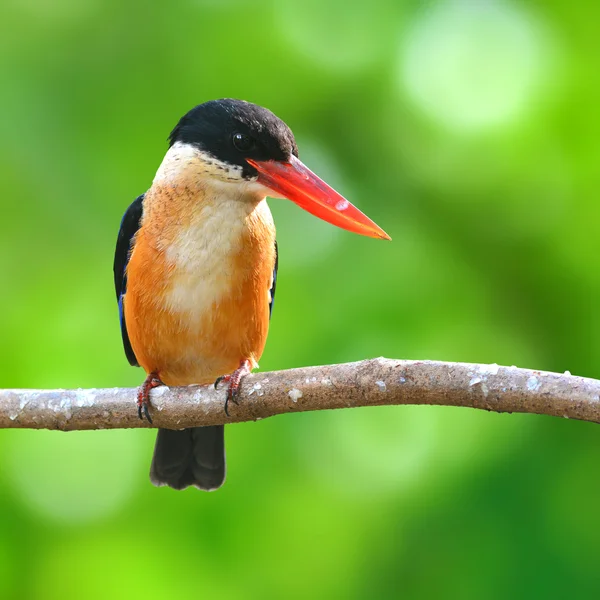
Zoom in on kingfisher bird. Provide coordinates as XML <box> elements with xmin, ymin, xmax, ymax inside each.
<box><xmin>113</xmin><ymin>99</ymin><xmax>389</xmax><ymax>491</ymax></box>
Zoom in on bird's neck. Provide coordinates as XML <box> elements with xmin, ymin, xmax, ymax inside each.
<box><xmin>153</xmin><ymin>142</ymin><xmax>247</xmax><ymax>189</ymax></box>
<box><xmin>142</xmin><ymin>142</ymin><xmax>271</xmax><ymax>249</ymax></box>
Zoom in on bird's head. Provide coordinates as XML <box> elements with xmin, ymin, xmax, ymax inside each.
<box><xmin>167</xmin><ymin>99</ymin><xmax>390</xmax><ymax>240</ymax></box>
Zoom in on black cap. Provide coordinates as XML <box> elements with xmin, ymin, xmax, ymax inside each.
<box><xmin>169</xmin><ymin>99</ymin><xmax>299</xmax><ymax>179</ymax></box>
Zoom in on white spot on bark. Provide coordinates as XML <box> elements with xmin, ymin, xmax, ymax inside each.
<box><xmin>469</xmin><ymin>376</ymin><xmax>489</xmax><ymax>397</ymax></box>
<box><xmin>375</xmin><ymin>380</ymin><xmax>387</xmax><ymax>392</ymax></box>
<box><xmin>526</xmin><ymin>376</ymin><xmax>541</xmax><ymax>391</ymax></box>
<box><xmin>480</xmin><ymin>363</ymin><xmax>500</xmax><ymax>376</ymax></box>
<box><xmin>74</xmin><ymin>390</ymin><xmax>94</xmax><ymax>408</ymax></box>
<box><xmin>288</xmin><ymin>388</ymin><xmax>303</xmax><ymax>403</ymax></box>
<box><xmin>249</xmin><ymin>383</ymin><xmax>264</xmax><ymax>397</ymax></box>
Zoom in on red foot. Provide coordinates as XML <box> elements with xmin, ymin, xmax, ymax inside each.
<box><xmin>137</xmin><ymin>372</ymin><xmax>163</xmax><ymax>424</ymax></box>
<box><xmin>214</xmin><ymin>359</ymin><xmax>252</xmax><ymax>416</ymax></box>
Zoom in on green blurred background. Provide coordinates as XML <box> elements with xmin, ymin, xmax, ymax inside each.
<box><xmin>1</xmin><ymin>0</ymin><xmax>599</xmax><ymax>598</ymax></box>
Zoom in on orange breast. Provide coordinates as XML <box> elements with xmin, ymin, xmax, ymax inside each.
<box><xmin>123</xmin><ymin>185</ymin><xmax>276</xmax><ymax>386</ymax></box>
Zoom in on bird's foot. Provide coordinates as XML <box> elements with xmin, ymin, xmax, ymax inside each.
<box><xmin>137</xmin><ymin>372</ymin><xmax>163</xmax><ymax>424</ymax></box>
<box><xmin>214</xmin><ymin>359</ymin><xmax>252</xmax><ymax>417</ymax></box>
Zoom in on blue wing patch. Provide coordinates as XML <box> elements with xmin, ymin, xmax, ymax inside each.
<box><xmin>269</xmin><ymin>240</ymin><xmax>278</xmax><ymax>319</ymax></box>
<box><xmin>113</xmin><ymin>194</ymin><xmax>144</xmax><ymax>366</ymax></box>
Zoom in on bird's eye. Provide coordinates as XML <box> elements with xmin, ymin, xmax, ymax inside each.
<box><xmin>232</xmin><ymin>132</ymin><xmax>255</xmax><ymax>153</ymax></box>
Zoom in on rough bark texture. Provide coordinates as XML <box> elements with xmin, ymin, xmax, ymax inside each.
<box><xmin>1</xmin><ymin>358</ymin><xmax>599</xmax><ymax>431</ymax></box>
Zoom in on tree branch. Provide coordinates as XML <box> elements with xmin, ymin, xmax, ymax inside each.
<box><xmin>1</xmin><ymin>358</ymin><xmax>599</xmax><ymax>431</ymax></box>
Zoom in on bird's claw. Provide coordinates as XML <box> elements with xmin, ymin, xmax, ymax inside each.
<box><xmin>216</xmin><ymin>359</ymin><xmax>251</xmax><ymax>417</ymax></box>
<box><xmin>214</xmin><ymin>375</ymin><xmax>229</xmax><ymax>390</ymax></box>
<box><xmin>138</xmin><ymin>402</ymin><xmax>153</xmax><ymax>424</ymax></box>
<box><xmin>224</xmin><ymin>390</ymin><xmax>240</xmax><ymax>417</ymax></box>
<box><xmin>137</xmin><ymin>373</ymin><xmax>163</xmax><ymax>425</ymax></box>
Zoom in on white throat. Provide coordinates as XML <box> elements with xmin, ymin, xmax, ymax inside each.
<box><xmin>153</xmin><ymin>141</ymin><xmax>273</xmax><ymax>201</ymax></box>
<box><xmin>150</xmin><ymin>142</ymin><xmax>275</xmax><ymax>319</ymax></box>
<box><xmin>154</xmin><ymin>142</ymin><xmax>242</xmax><ymax>184</ymax></box>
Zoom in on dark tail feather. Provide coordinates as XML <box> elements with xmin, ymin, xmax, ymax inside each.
<box><xmin>150</xmin><ymin>426</ymin><xmax>226</xmax><ymax>491</ymax></box>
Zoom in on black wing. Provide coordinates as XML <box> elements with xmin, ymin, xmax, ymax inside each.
<box><xmin>113</xmin><ymin>194</ymin><xmax>144</xmax><ymax>366</ymax></box>
<box><xmin>269</xmin><ymin>240</ymin><xmax>278</xmax><ymax>318</ymax></box>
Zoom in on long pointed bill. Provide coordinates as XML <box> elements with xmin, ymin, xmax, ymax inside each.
<box><xmin>247</xmin><ymin>155</ymin><xmax>391</xmax><ymax>240</ymax></box>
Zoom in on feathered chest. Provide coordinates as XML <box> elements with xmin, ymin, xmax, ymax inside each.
<box><xmin>122</xmin><ymin>154</ymin><xmax>277</xmax><ymax>383</ymax></box>
<box><xmin>134</xmin><ymin>186</ymin><xmax>276</xmax><ymax>322</ymax></box>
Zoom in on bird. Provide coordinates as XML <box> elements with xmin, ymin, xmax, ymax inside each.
<box><xmin>113</xmin><ymin>99</ymin><xmax>390</xmax><ymax>491</ymax></box>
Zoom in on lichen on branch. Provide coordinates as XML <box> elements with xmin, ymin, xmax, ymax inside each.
<box><xmin>1</xmin><ymin>358</ymin><xmax>599</xmax><ymax>431</ymax></box>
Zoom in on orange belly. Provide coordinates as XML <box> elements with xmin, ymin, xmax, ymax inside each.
<box><xmin>124</xmin><ymin>192</ymin><xmax>276</xmax><ymax>386</ymax></box>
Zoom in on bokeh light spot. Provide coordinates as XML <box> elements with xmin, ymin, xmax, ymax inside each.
<box><xmin>275</xmin><ymin>0</ymin><xmax>389</xmax><ymax>72</ymax></box>
<box><xmin>301</xmin><ymin>400</ymin><xmax>527</xmax><ymax>499</ymax></box>
<box><xmin>400</xmin><ymin>0</ymin><xmax>551</xmax><ymax>131</ymax></box>
<box><xmin>304</xmin><ymin>406</ymin><xmax>439</xmax><ymax>496</ymax></box>
<box><xmin>6</xmin><ymin>429</ymin><xmax>147</xmax><ymax>523</ymax></box>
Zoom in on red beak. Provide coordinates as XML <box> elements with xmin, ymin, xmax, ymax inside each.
<box><xmin>247</xmin><ymin>155</ymin><xmax>391</xmax><ymax>240</ymax></box>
